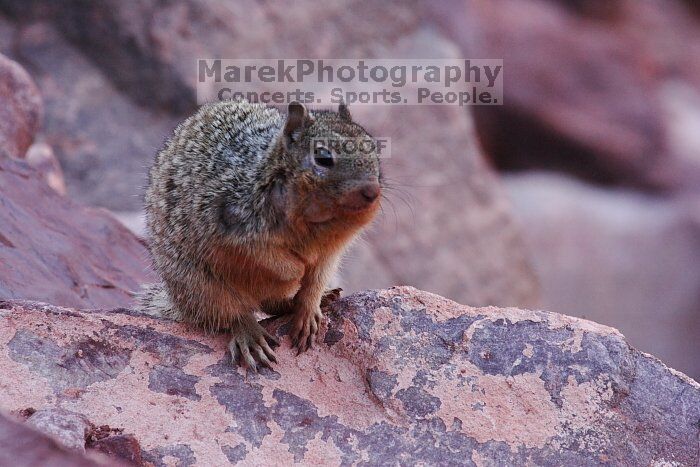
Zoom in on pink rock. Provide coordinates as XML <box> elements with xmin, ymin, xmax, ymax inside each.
<box><xmin>504</xmin><ymin>172</ymin><xmax>700</xmax><ymax>380</ymax></box>
<box><xmin>0</xmin><ymin>288</ymin><xmax>697</xmax><ymax>465</ymax></box>
<box><xmin>27</xmin><ymin>408</ymin><xmax>91</xmax><ymax>452</ymax></box>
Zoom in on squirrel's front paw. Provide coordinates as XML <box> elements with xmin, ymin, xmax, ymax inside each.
<box><xmin>229</xmin><ymin>322</ymin><xmax>279</xmax><ymax>372</ymax></box>
<box><xmin>290</xmin><ymin>306</ymin><xmax>323</xmax><ymax>354</ymax></box>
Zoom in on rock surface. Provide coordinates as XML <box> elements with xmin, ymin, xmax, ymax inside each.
<box><xmin>0</xmin><ymin>288</ymin><xmax>698</xmax><ymax>465</ymax></box>
<box><xmin>26</xmin><ymin>407</ymin><xmax>93</xmax><ymax>452</ymax></box>
<box><xmin>0</xmin><ymin>53</ymin><xmax>42</xmax><ymax>159</ymax></box>
<box><xmin>0</xmin><ymin>156</ymin><xmax>154</xmax><ymax>308</ymax></box>
<box><xmin>0</xmin><ymin>49</ymin><xmax>153</xmax><ymax>309</ymax></box>
<box><xmin>504</xmin><ymin>172</ymin><xmax>700</xmax><ymax>380</ymax></box>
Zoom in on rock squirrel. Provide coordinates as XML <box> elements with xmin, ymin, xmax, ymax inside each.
<box><xmin>140</xmin><ymin>100</ymin><xmax>381</xmax><ymax>370</ymax></box>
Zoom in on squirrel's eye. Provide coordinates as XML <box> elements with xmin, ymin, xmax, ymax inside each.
<box><xmin>313</xmin><ymin>146</ymin><xmax>335</xmax><ymax>168</ymax></box>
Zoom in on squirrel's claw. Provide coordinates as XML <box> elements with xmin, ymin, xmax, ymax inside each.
<box><xmin>229</xmin><ymin>324</ymin><xmax>278</xmax><ymax>372</ymax></box>
<box><xmin>262</xmin><ymin>329</ymin><xmax>280</xmax><ymax>348</ymax></box>
<box><xmin>253</xmin><ymin>346</ymin><xmax>273</xmax><ymax>370</ymax></box>
<box><xmin>257</xmin><ymin>335</ymin><xmax>278</xmax><ymax>363</ymax></box>
<box><xmin>290</xmin><ymin>307</ymin><xmax>323</xmax><ymax>355</ymax></box>
<box><xmin>239</xmin><ymin>344</ymin><xmax>258</xmax><ymax>372</ymax></box>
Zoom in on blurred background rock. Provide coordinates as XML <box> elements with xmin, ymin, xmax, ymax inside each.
<box><xmin>0</xmin><ymin>0</ymin><xmax>697</xmax><ymax>379</ymax></box>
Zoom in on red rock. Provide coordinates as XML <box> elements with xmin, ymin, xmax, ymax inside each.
<box><xmin>0</xmin><ymin>53</ymin><xmax>42</xmax><ymax>159</ymax></box>
<box><xmin>0</xmin><ymin>288</ymin><xmax>698</xmax><ymax>465</ymax></box>
<box><xmin>429</xmin><ymin>0</ymin><xmax>700</xmax><ymax>192</ymax></box>
<box><xmin>89</xmin><ymin>434</ymin><xmax>143</xmax><ymax>466</ymax></box>
<box><xmin>10</xmin><ymin>22</ymin><xmax>179</xmax><ymax>211</ymax></box>
<box><xmin>0</xmin><ymin>1</ymin><xmax>416</xmax><ymax>207</ymax></box>
<box><xmin>0</xmin><ymin>156</ymin><xmax>154</xmax><ymax>308</ymax></box>
<box><xmin>0</xmin><ymin>38</ymin><xmax>153</xmax><ymax>310</ymax></box>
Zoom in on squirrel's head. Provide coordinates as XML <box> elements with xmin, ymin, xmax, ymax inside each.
<box><xmin>273</xmin><ymin>101</ymin><xmax>382</xmax><ymax>228</ymax></box>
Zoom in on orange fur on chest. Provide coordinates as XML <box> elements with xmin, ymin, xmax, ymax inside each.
<box><xmin>206</xmin><ymin>202</ymin><xmax>377</xmax><ymax>304</ymax></box>
<box><xmin>288</xmin><ymin>204</ymin><xmax>378</xmax><ymax>256</ymax></box>
<box><xmin>209</xmin><ymin>244</ymin><xmax>302</xmax><ymax>301</ymax></box>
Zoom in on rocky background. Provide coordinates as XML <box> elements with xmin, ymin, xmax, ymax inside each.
<box><xmin>0</xmin><ymin>0</ymin><xmax>698</xmax><ymax>463</ymax></box>
<box><xmin>0</xmin><ymin>0</ymin><xmax>697</xmax><ymax>379</ymax></box>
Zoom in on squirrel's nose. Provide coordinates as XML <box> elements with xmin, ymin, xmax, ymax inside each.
<box><xmin>360</xmin><ymin>183</ymin><xmax>380</xmax><ymax>202</ymax></box>
<box><xmin>340</xmin><ymin>181</ymin><xmax>381</xmax><ymax>210</ymax></box>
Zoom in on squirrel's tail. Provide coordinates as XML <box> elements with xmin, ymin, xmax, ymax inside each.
<box><xmin>136</xmin><ymin>283</ymin><xmax>175</xmax><ymax>319</ymax></box>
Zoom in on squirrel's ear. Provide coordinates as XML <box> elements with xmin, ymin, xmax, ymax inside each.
<box><xmin>338</xmin><ymin>101</ymin><xmax>351</xmax><ymax>121</ymax></box>
<box><xmin>284</xmin><ymin>101</ymin><xmax>308</xmax><ymax>143</ymax></box>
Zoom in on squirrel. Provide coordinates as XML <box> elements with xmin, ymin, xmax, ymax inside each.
<box><xmin>139</xmin><ymin>99</ymin><xmax>381</xmax><ymax>371</ymax></box>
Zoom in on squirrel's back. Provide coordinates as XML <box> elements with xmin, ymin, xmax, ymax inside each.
<box><xmin>143</xmin><ymin>101</ymin><xmax>286</xmax><ymax>319</ymax></box>
<box><xmin>147</xmin><ymin>100</ymin><xmax>283</xmax><ymax>250</ymax></box>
